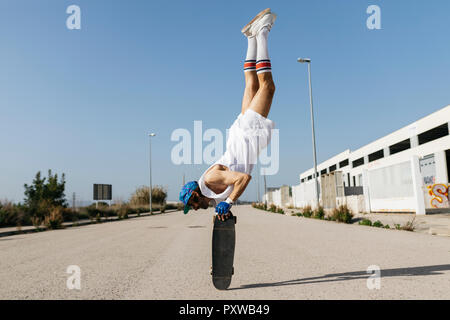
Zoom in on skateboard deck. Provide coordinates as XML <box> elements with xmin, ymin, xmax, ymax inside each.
<box><xmin>211</xmin><ymin>213</ymin><xmax>236</xmax><ymax>290</ymax></box>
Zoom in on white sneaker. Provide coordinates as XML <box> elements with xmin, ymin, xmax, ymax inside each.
<box><xmin>248</xmin><ymin>12</ymin><xmax>277</xmax><ymax>36</ymax></box>
<box><xmin>241</xmin><ymin>8</ymin><xmax>271</xmax><ymax>37</ymax></box>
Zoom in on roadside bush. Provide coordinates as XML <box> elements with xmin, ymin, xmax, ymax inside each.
<box><xmin>401</xmin><ymin>218</ymin><xmax>416</xmax><ymax>231</ymax></box>
<box><xmin>86</xmin><ymin>205</ymin><xmax>101</xmax><ymax>219</ymax></box>
<box><xmin>44</xmin><ymin>207</ymin><xmax>63</xmax><ymax>229</ymax></box>
<box><xmin>117</xmin><ymin>204</ymin><xmax>130</xmax><ymax>219</ymax></box>
<box><xmin>102</xmin><ymin>207</ymin><xmax>116</xmax><ymax>218</ymax></box>
<box><xmin>96</xmin><ymin>201</ymin><xmax>109</xmax><ymax>208</ymax></box>
<box><xmin>251</xmin><ymin>203</ymin><xmax>269</xmax><ymax>211</ymax></box>
<box><xmin>330</xmin><ymin>205</ymin><xmax>353</xmax><ymax>224</ymax></box>
<box><xmin>139</xmin><ymin>207</ymin><xmax>149</xmax><ymax>214</ymax></box>
<box><xmin>359</xmin><ymin>219</ymin><xmax>372</xmax><ymax>226</ymax></box>
<box><xmin>76</xmin><ymin>210</ymin><xmax>90</xmax><ymax>220</ymax></box>
<box><xmin>276</xmin><ymin>207</ymin><xmax>284</xmax><ymax>214</ymax></box>
<box><xmin>313</xmin><ymin>206</ymin><xmax>325</xmax><ymax>220</ymax></box>
<box><xmin>394</xmin><ymin>219</ymin><xmax>416</xmax><ymax>231</ymax></box>
<box><xmin>31</xmin><ymin>215</ymin><xmax>42</xmax><ymax>229</ymax></box>
<box><xmin>130</xmin><ymin>185</ymin><xmax>167</xmax><ymax>206</ymax></box>
<box><xmin>0</xmin><ymin>201</ymin><xmax>25</xmax><ymax>227</ymax></box>
<box><xmin>302</xmin><ymin>206</ymin><xmax>313</xmax><ymax>218</ymax></box>
<box><xmin>372</xmin><ymin>220</ymin><xmax>384</xmax><ymax>228</ymax></box>
<box><xmin>61</xmin><ymin>207</ymin><xmax>78</xmax><ymax>222</ymax></box>
<box><xmin>165</xmin><ymin>203</ymin><xmax>179</xmax><ymax>211</ymax></box>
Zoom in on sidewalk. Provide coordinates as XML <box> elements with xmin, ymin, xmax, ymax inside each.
<box><xmin>283</xmin><ymin>207</ymin><xmax>450</xmax><ymax>237</ymax></box>
<box><xmin>0</xmin><ymin>210</ymin><xmax>179</xmax><ymax>238</ymax></box>
<box><xmin>352</xmin><ymin>212</ymin><xmax>450</xmax><ymax>237</ymax></box>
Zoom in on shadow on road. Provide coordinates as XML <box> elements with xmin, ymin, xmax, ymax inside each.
<box><xmin>231</xmin><ymin>264</ymin><xmax>450</xmax><ymax>290</ymax></box>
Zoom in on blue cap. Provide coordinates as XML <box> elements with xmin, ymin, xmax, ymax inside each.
<box><xmin>179</xmin><ymin>181</ymin><xmax>199</xmax><ymax>214</ymax></box>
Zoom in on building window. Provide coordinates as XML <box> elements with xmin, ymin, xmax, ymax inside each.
<box><xmin>353</xmin><ymin>176</ymin><xmax>356</xmax><ymax>187</ymax></box>
<box><xmin>307</xmin><ymin>175</ymin><xmax>312</xmax><ymax>180</ymax></box>
<box><xmin>320</xmin><ymin>169</ymin><xmax>327</xmax><ymax>175</ymax></box>
<box><xmin>369</xmin><ymin>149</ymin><xmax>384</xmax><ymax>162</ymax></box>
<box><xmin>418</xmin><ymin>123</ymin><xmax>449</xmax><ymax>145</ymax></box>
<box><xmin>301</xmin><ymin>178</ymin><xmax>305</xmax><ymax>183</ymax></box>
<box><xmin>329</xmin><ymin>164</ymin><xmax>337</xmax><ymax>172</ymax></box>
<box><xmin>352</xmin><ymin>157</ymin><xmax>365</xmax><ymax>168</ymax></box>
<box><xmin>389</xmin><ymin>138</ymin><xmax>411</xmax><ymax>155</ymax></box>
<box><xmin>339</xmin><ymin>159</ymin><xmax>349</xmax><ymax>168</ymax></box>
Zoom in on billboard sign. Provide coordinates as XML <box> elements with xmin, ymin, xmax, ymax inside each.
<box><xmin>93</xmin><ymin>184</ymin><xmax>112</xmax><ymax>201</ymax></box>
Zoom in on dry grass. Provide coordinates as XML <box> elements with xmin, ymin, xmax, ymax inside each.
<box><xmin>401</xmin><ymin>217</ymin><xmax>416</xmax><ymax>231</ymax></box>
<box><xmin>44</xmin><ymin>207</ymin><xmax>64</xmax><ymax>229</ymax></box>
<box><xmin>329</xmin><ymin>205</ymin><xmax>354</xmax><ymax>224</ymax></box>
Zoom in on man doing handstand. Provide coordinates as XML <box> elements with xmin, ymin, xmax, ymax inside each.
<box><xmin>180</xmin><ymin>8</ymin><xmax>277</xmax><ymax>221</ymax></box>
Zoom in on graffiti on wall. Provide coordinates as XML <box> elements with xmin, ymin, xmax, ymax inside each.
<box><xmin>427</xmin><ymin>184</ymin><xmax>449</xmax><ymax>208</ymax></box>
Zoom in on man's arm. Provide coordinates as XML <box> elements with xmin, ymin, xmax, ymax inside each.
<box><xmin>205</xmin><ymin>168</ymin><xmax>252</xmax><ymax>203</ymax></box>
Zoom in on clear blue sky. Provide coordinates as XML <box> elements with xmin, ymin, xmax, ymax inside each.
<box><xmin>1</xmin><ymin>0</ymin><xmax>449</xmax><ymax>204</ymax></box>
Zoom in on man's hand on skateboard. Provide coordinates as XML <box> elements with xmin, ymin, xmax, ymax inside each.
<box><xmin>215</xmin><ymin>199</ymin><xmax>233</xmax><ymax>221</ymax></box>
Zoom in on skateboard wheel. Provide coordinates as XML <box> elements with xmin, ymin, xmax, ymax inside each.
<box><xmin>232</xmin><ymin>267</ymin><xmax>234</xmax><ymax>275</ymax></box>
<box><xmin>233</xmin><ymin>216</ymin><xmax>237</xmax><ymax>224</ymax></box>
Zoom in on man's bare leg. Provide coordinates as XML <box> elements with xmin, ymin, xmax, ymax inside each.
<box><xmin>241</xmin><ymin>71</ymin><xmax>259</xmax><ymax>115</ymax></box>
<box><xmin>248</xmin><ymin>71</ymin><xmax>275</xmax><ymax>118</ymax></box>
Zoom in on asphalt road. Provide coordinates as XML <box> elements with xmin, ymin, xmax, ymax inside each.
<box><xmin>0</xmin><ymin>205</ymin><xmax>449</xmax><ymax>299</ymax></box>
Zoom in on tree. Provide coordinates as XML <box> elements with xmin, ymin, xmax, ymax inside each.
<box><xmin>24</xmin><ymin>170</ymin><xmax>67</xmax><ymax>217</ymax></box>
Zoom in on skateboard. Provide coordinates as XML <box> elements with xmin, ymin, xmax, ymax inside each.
<box><xmin>211</xmin><ymin>212</ymin><xmax>236</xmax><ymax>290</ymax></box>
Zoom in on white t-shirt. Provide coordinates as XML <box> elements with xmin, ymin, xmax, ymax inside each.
<box><xmin>198</xmin><ymin>109</ymin><xmax>275</xmax><ymax>204</ymax></box>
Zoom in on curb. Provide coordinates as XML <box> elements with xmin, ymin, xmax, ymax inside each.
<box><xmin>0</xmin><ymin>209</ymin><xmax>180</xmax><ymax>238</ymax></box>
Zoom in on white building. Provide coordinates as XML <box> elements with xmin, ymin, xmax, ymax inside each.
<box><xmin>263</xmin><ymin>185</ymin><xmax>292</xmax><ymax>208</ymax></box>
<box><xmin>293</xmin><ymin>105</ymin><xmax>450</xmax><ymax>214</ymax></box>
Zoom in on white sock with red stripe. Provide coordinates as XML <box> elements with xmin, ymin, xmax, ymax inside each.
<box><xmin>256</xmin><ymin>26</ymin><xmax>271</xmax><ymax>74</ymax></box>
<box><xmin>244</xmin><ymin>36</ymin><xmax>257</xmax><ymax>72</ymax></box>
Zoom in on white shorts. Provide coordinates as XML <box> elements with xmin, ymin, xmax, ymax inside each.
<box><xmin>216</xmin><ymin>109</ymin><xmax>275</xmax><ymax>175</ymax></box>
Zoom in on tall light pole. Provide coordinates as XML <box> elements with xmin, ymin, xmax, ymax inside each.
<box><xmin>148</xmin><ymin>133</ymin><xmax>156</xmax><ymax>214</ymax></box>
<box><xmin>256</xmin><ymin>162</ymin><xmax>260</xmax><ymax>203</ymax></box>
<box><xmin>263</xmin><ymin>168</ymin><xmax>267</xmax><ymax>208</ymax></box>
<box><xmin>297</xmin><ymin>58</ymin><xmax>320</xmax><ymax>209</ymax></box>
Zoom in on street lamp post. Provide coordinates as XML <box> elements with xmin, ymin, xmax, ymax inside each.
<box><xmin>297</xmin><ymin>58</ymin><xmax>320</xmax><ymax>209</ymax></box>
<box><xmin>148</xmin><ymin>133</ymin><xmax>156</xmax><ymax>214</ymax></box>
